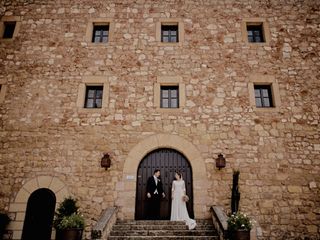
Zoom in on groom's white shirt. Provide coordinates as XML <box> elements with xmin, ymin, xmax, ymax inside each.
<box><xmin>153</xmin><ymin>175</ymin><xmax>158</xmax><ymax>194</ymax></box>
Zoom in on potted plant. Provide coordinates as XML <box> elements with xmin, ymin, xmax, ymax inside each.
<box><xmin>0</xmin><ymin>212</ymin><xmax>10</xmax><ymax>240</ymax></box>
<box><xmin>227</xmin><ymin>212</ymin><xmax>252</xmax><ymax>240</ymax></box>
<box><xmin>54</xmin><ymin>197</ymin><xmax>85</xmax><ymax>240</ymax></box>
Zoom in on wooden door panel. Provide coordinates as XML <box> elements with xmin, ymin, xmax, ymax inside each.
<box><xmin>135</xmin><ymin>148</ymin><xmax>194</xmax><ymax>220</ymax></box>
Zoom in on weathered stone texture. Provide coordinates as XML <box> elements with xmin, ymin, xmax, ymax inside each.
<box><xmin>0</xmin><ymin>0</ymin><xmax>319</xmax><ymax>239</ymax></box>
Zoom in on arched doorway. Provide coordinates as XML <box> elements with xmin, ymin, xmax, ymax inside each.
<box><xmin>21</xmin><ymin>188</ymin><xmax>56</xmax><ymax>240</ymax></box>
<box><xmin>135</xmin><ymin>148</ymin><xmax>194</xmax><ymax>220</ymax></box>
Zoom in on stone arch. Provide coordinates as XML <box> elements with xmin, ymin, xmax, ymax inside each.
<box><xmin>8</xmin><ymin>176</ymin><xmax>69</xmax><ymax>240</ymax></box>
<box><xmin>118</xmin><ymin>134</ymin><xmax>211</xmax><ymax>219</ymax></box>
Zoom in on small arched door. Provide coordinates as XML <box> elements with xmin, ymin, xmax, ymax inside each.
<box><xmin>135</xmin><ymin>148</ymin><xmax>194</xmax><ymax>220</ymax></box>
<box><xmin>21</xmin><ymin>188</ymin><xmax>56</xmax><ymax>240</ymax></box>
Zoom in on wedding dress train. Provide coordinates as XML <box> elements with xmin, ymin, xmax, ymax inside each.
<box><xmin>170</xmin><ymin>180</ymin><xmax>197</xmax><ymax>230</ymax></box>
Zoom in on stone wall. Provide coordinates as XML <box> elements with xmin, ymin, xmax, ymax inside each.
<box><xmin>0</xmin><ymin>0</ymin><xmax>319</xmax><ymax>239</ymax></box>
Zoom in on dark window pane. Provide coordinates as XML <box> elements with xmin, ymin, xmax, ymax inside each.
<box><xmin>255</xmin><ymin>98</ymin><xmax>262</xmax><ymax>107</ymax></box>
<box><xmin>96</xmin><ymin>90</ymin><xmax>103</xmax><ymax>99</ymax></box>
<box><xmin>86</xmin><ymin>99</ymin><xmax>94</xmax><ymax>108</ymax></box>
<box><xmin>95</xmin><ymin>99</ymin><xmax>102</xmax><ymax>108</ymax></box>
<box><xmin>162</xmin><ymin>99</ymin><xmax>169</xmax><ymax>108</ymax></box>
<box><xmin>87</xmin><ymin>90</ymin><xmax>95</xmax><ymax>98</ymax></box>
<box><xmin>162</xmin><ymin>90</ymin><xmax>169</xmax><ymax>98</ymax></box>
<box><xmin>171</xmin><ymin>99</ymin><xmax>178</xmax><ymax>108</ymax></box>
<box><xmin>102</xmin><ymin>37</ymin><xmax>108</xmax><ymax>42</ymax></box>
<box><xmin>162</xmin><ymin>36</ymin><xmax>169</xmax><ymax>42</ymax></box>
<box><xmin>263</xmin><ymin>98</ymin><xmax>270</xmax><ymax>107</ymax></box>
<box><xmin>3</xmin><ymin>22</ymin><xmax>16</xmax><ymax>39</ymax></box>
<box><xmin>262</xmin><ymin>89</ymin><xmax>269</xmax><ymax>97</ymax></box>
<box><xmin>163</xmin><ymin>30</ymin><xmax>169</xmax><ymax>35</ymax></box>
<box><xmin>170</xmin><ymin>89</ymin><xmax>178</xmax><ymax>98</ymax></box>
<box><xmin>170</xmin><ymin>36</ymin><xmax>177</xmax><ymax>42</ymax></box>
<box><xmin>254</xmin><ymin>89</ymin><xmax>261</xmax><ymax>98</ymax></box>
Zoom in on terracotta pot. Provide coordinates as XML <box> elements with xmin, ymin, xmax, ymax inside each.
<box><xmin>230</xmin><ymin>230</ymin><xmax>250</xmax><ymax>240</ymax></box>
<box><xmin>56</xmin><ymin>228</ymin><xmax>83</xmax><ymax>240</ymax></box>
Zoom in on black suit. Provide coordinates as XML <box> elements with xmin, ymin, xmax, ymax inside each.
<box><xmin>146</xmin><ymin>176</ymin><xmax>164</xmax><ymax>219</ymax></box>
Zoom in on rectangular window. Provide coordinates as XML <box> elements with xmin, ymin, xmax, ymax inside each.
<box><xmin>161</xmin><ymin>25</ymin><xmax>179</xmax><ymax>43</ymax></box>
<box><xmin>161</xmin><ymin>86</ymin><xmax>179</xmax><ymax>108</ymax></box>
<box><xmin>85</xmin><ymin>86</ymin><xmax>104</xmax><ymax>108</ymax></box>
<box><xmin>3</xmin><ymin>21</ymin><xmax>16</xmax><ymax>39</ymax></box>
<box><xmin>92</xmin><ymin>25</ymin><xmax>109</xmax><ymax>43</ymax></box>
<box><xmin>254</xmin><ymin>85</ymin><xmax>273</xmax><ymax>108</ymax></box>
<box><xmin>247</xmin><ymin>24</ymin><xmax>264</xmax><ymax>43</ymax></box>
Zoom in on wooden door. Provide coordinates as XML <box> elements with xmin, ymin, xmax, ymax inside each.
<box><xmin>21</xmin><ymin>188</ymin><xmax>56</xmax><ymax>240</ymax></box>
<box><xmin>135</xmin><ymin>148</ymin><xmax>194</xmax><ymax>220</ymax></box>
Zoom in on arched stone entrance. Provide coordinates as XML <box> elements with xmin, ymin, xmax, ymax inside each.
<box><xmin>135</xmin><ymin>148</ymin><xmax>194</xmax><ymax>220</ymax></box>
<box><xmin>8</xmin><ymin>176</ymin><xmax>69</xmax><ymax>240</ymax></box>
<box><xmin>21</xmin><ymin>188</ymin><xmax>56</xmax><ymax>240</ymax></box>
<box><xmin>118</xmin><ymin>134</ymin><xmax>211</xmax><ymax>219</ymax></box>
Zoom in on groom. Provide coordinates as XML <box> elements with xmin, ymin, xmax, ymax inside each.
<box><xmin>146</xmin><ymin>169</ymin><xmax>165</xmax><ymax>220</ymax></box>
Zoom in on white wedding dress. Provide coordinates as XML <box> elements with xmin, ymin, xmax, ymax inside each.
<box><xmin>170</xmin><ymin>180</ymin><xmax>197</xmax><ymax>230</ymax></box>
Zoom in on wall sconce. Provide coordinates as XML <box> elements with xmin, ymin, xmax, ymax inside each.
<box><xmin>216</xmin><ymin>153</ymin><xmax>226</xmax><ymax>170</ymax></box>
<box><xmin>101</xmin><ymin>153</ymin><xmax>111</xmax><ymax>170</ymax></box>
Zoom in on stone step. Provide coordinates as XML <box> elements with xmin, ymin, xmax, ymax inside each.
<box><xmin>112</xmin><ymin>225</ymin><xmax>215</xmax><ymax>231</ymax></box>
<box><xmin>108</xmin><ymin>219</ymin><xmax>219</xmax><ymax>240</ymax></box>
<box><xmin>116</xmin><ymin>220</ymin><xmax>213</xmax><ymax>225</ymax></box>
<box><xmin>110</xmin><ymin>230</ymin><xmax>217</xmax><ymax>236</ymax></box>
<box><xmin>108</xmin><ymin>237</ymin><xmax>219</xmax><ymax>240</ymax></box>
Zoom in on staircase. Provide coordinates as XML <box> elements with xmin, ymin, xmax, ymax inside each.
<box><xmin>108</xmin><ymin>219</ymin><xmax>219</xmax><ymax>239</ymax></box>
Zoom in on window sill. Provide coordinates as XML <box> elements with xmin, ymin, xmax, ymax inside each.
<box><xmin>253</xmin><ymin>106</ymin><xmax>279</xmax><ymax>112</ymax></box>
<box><xmin>158</xmin><ymin>42</ymin><xmax>183</xmax><ymax>47</ymax></box>
<box><xmin>156</xmin><ymin>107</ymin><xmax>183</xmax><ymax>113</ymax></box>
<box><xmin>77</xmin><ymin>107</ymin><xmax>107</xmax><ymax>113</ymax></box>
<box><xmin>244</xmin><ymin>42</ymin><xmax>269</xmax><ymax>47</ymax></box>
<box><xmin>0</xmin><ymin>38</ymin><xmax>15</xmax><ymax>42</ymax></box>
<box><xmin>85</xmin><ymin>42</ymin><xmax>110</xmax><ymax>47</ymax></box>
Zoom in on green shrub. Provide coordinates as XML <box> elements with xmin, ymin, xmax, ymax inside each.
<box><xmin>54</xmin><ymin>197</ymin><xmax>84</xmax><ymax>230</ymax></box>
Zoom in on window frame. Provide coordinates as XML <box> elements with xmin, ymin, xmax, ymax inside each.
<box><xmin>86</xmin><ymin>18</ymin><xmax>114</xmax><ymax>46</ymax></box>
<box><xmin>77</xmin><ymin>76</ymin><xmax>109</xmax><ymax>112</ymax></box>
<box><xmin>92</xmin><ymin>24</ymin><xmax>109</xmax><ymax>43</ymax></box>
<box><xmin>156</xmin><ymin>18</ymin><xmax>184</xmax><ymax>46</ymax></box>
<box><xmin>160</xmin><ymin>85</ymin><xmax>179</xmax><ymax>108</ymax></box>
<box><xmin>0</xmin><ymin>80</ymin><xmax>7</xmax><ymax>104</ymax></box>
<box><xmin>154</xmin><ymin>76</ymin><xmax>186</xmax><ymax>112</ymax></box>
<box><xmin>248</xmin><ymin>74</ymin><xmax>281</xmax><ymax>112</ymax></box>
<box><xmin>241</xmin><ymin>18</ymin><xmax>270</xmax><ymax>45</ymax></box>
<box><xmin>0</xmin><ymin>16</ymin><xmax>21</xmax><ymax>41</ymax></box>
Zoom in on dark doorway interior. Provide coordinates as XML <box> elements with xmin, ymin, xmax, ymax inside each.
<box><xmin>21</xmin><ymin>188</ymin><xmax>56</xmax><ymax>240</ymax></box>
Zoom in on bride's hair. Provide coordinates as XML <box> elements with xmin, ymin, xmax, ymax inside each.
<box><xmin>175</xmin><ymin>172</ymin><xmax>182</xmax><ymax>180</ymax></box>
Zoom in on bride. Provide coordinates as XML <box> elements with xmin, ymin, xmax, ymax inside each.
<box><xmin>170</xmin><ymin>172</ymin><xmax>197</xmax><ymax>230</ymax></box>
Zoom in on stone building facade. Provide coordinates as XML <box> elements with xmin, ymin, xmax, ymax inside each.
<box><xmin>0</xmin><ymin>0</ymin><xmax>319</xmax><ymax>239</ymax></box>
